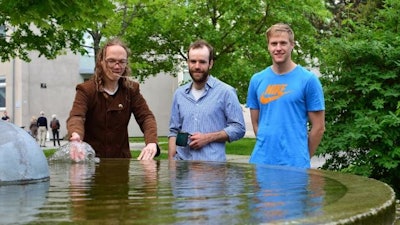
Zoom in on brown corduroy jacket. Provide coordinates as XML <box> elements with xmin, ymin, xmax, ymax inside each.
<box><xmin>67</xmin><ymin>79</ymin><xmax>158</xmax><ymax>158</ymax></box>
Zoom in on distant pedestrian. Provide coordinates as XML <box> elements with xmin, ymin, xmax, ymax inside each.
<box><xmin>1</xmin><ymin>111</ymin><xmax>10</xmax><ymax>122</ymax></box>
<box><xmin>50</xmin><ymin>114</ymin><xmax>61</xmax><ymax>147</ymax></box>
<box><xmin>37</xmin><ymin>111</ymin><xmax>48</xmax><ymax>147</ymax></box>
<box><xmin>29</xmin><ymin>116</ymin><xmax>38</xmax><ymax>141</ymax></box>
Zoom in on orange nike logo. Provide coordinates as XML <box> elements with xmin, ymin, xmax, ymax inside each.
<box><xmin>260</xmin><ymin>84</ymin><xmax>289</xmax><ymax>104</ymax></box>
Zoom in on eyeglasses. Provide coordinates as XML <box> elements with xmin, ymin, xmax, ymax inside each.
<box><xmin>105</xmin><ymin>59</ymin><xmax>128</xmax><ymax>67</ymax></box>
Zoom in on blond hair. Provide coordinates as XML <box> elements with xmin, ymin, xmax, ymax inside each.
<box><xmin>266</xmin><ymin>23</ymin><xmax>295</xmax><ymax>44</ymax></box>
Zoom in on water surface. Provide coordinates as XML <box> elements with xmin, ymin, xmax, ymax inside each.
<box><xmin>0</xmin><ymin>159</ymin><xmax>393</xmax><ymax>224</ymax></box>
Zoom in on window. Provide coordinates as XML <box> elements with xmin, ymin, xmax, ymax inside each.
<box><xmin>179</xmin><ymin>64</ymin><xmax>191</xmax><ymax>85</ymax></box>
<box><xmin>0</xmin><ymin>76</ymin><xmax>5</xmax><ymax>109</ymax></box>
<box><xmin>0</xmin><ymin>24</ymin><xmax>5</xmax><ymax>38</ymax></box>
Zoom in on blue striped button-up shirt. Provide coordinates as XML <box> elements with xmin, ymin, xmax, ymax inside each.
<box><xmin>168</xmin><ymin>76</ymin><xmax>246</xmax><ymax>161</ymax></box>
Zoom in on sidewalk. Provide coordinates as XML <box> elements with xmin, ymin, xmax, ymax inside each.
<box><xmin>40</xmin><ymin>139</ymin><xmax>68</xmax><ymax>150</ymax></box>
<box><xmin>226</xmin><ymin>154</ymin><xmax>325</xmax><ymax>169</ymax></box>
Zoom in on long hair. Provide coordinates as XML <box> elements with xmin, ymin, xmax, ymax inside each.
<box><xmin>93</xmin><ymin>38</ymin><xmax>133</xmax><ymax>90</ymax></box>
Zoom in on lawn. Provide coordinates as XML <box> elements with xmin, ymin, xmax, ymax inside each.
<box><xmin>44</xmin><ymin>137</ymin><xmax>256</xmax><ymax>160</ymax></box>
<box><xmin>129</xmin><ymin>137</ymin><xmax>255</xmax><ymax>159</ymax></box>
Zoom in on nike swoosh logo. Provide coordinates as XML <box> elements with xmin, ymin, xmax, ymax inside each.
<box><xmin>260</xmin><ymin>84</ymin><xmax>289</xmax><ymax>104</ymax></box>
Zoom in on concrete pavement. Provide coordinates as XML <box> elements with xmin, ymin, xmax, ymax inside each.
<box><xmin>226</xmin><ymin>154</ymin><xmax>326</xmax><ymax>169</ymax></box>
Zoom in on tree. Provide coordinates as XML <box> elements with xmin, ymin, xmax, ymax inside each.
<box><xmin>0</xmin><ymin>0</ymin><xmax>114</xmax><ymax>62</ymax></box>
<box><xmin>106</xmin><ymin>0</ymin><xmax>332</xmax><ymax>102</ymax></box>
<box><xmin>319</xmin><ymin>0</ymin><xmax>400</xmax><ymax>194</ymax></box>
<box><xmin>1</xmin><ymin>0</ymin><xmax>332</xmax><ymax>103</ymax></box>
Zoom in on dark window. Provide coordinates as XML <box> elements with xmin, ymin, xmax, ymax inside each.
<box><xmin>0</xmin><ymin>77</ymin><xmax>5</xmax><ymax>108</ymax></box>
<box><xmin>0</xmin><ymin>24</ymin><xmax>5</xmax><ymax>38</ymax></box>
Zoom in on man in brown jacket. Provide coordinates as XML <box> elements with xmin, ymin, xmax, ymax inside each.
<box><xmin>67</xmin><ymin>38</ymin><xmax>159</xmax><ymax>160</ymax></box>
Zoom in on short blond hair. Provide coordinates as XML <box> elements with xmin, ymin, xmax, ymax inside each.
<box><xmin>266</xmin><ymin>23</ymin><xmax>295</xmax><ymax>44</ymax></box>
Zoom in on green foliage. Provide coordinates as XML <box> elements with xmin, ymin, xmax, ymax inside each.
<box><xmin>319</xmin><ymin>0</ymin><xmax>400</xmax><ymax>194</ymax></box>
<box><xmin>1</xmin><ymin>0</ymin><xmax>331</xmax><ymax>102</ymax></box>
<box><xmin>0</xmin><ymin>0</ymin><xmax>114</xmax><ymax>61</ymax></box>
<box><xmin>107</xmin><ymin>0</ymin><xmax>331</xmax><ymax>102</ymax></box>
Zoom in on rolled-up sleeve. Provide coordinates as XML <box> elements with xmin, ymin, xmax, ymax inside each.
<box><xmin>223</xmin><ymin>88</ymin><xmax>246</xmax><ymax>142</ymax></box>
<box><xmin>168</xmin><ymin>92</ymin><xmax>181</xmax><ymax>138</ymax></box>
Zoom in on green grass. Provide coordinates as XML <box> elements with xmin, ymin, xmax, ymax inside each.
<box><xmin>43</xmin><ymin>149</ymin><xmax>56</xmax><ymax>158</ymax></box>
<box><xmin>226</xmin><ymin>138</ymin><xmax>255</xmax><ymax>155</ymax></box>
<box><xmin>130</xmin><ymin>136</ymin><xmax>255</xmax><ymax>156</ymax></box>
<box><xmin>44</xmin><ymin>137</ymin><xmax>255</xmax><ymax>160</ymax></box>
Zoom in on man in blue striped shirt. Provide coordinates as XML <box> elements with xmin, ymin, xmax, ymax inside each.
<box><xmin>168</xmin><ymin>40</ymin><xmax>246</xmax><ymax>162</ymax></box>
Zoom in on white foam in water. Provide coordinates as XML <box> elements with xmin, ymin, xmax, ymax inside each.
<box><xmin>49</xmin><ymin>141</ymin><xmax>100</xmax><ymax>163</ymax></box>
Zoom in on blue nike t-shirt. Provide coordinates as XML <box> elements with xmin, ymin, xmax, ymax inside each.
<box><xmin>246</xmin><ymin>65</ymin><xmax>325</xmax><ymax>168</ymax></box>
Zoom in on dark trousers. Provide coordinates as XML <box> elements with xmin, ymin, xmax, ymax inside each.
<box><xmin>52</xmin><ymin>129</ymin><xmax>60</xmax><ymax>146</ymax></box>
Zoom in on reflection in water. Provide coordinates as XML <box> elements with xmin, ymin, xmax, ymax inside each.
<box><xmin>2</xmin><ymin>160</ymin><xmax>349</xmax><ymax>224</ymax></box>
<box><xmin>69</xmin><ymin>159</ymin><xmax>160</xmax><ymax>224</ymax></box>
<box><xmin>250</xmin><ymin>165</ymin><xmax>324</xmax><ymax>223</ymax></box>
<box><xmin>168</xmin><ymin>161</ymin><xmax>248</xmax><ymax>224</ymax></box>
<box><xmin>0</xmin><ymin>181</ymin><xmax>49</xmax><ymax>225</ymax></box>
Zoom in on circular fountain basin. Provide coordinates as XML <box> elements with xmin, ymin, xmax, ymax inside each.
<box><xmin>0</xmin><ymin>159</ymin><xmax>395</xmax><ymax>224</ymax></box>
<box><xmin>0</xmin><ymin>121</ymin><xmax>49</xmax><ymax>184</ymax></box>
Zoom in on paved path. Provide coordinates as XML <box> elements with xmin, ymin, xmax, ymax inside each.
<box><xmin>226</xmin><ymin>154</ymin><xmax>326</xmax><ymax>169</ymax></box>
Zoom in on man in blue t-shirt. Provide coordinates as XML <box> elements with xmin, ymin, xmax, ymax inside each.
<box><xmin>246</xmin><ymin>23</ymin><xmax>325</xmax><ymax>168</ymax></box>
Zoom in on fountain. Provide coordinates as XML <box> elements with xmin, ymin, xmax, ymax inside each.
<box><xmin>0</xmin><ymin>159</ymin><xmax>395</xmax><ymax>224</ymax></box>
<box><xmin>0</xmin><ymin>121</ymin><xmax>49</xmax><ymax>183</ymax></box>
<box><xmin>0</xmin><ymin>121</ymin><xmax>395</xmax><ymax>224</ymax></box>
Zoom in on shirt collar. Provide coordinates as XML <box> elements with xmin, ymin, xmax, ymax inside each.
<box><xmin>184</xmin><ymin>75</ymin><xmax>216</xmax><ymax>94</ymax></box>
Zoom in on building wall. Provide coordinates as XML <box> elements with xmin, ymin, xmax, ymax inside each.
<box><xmin>1</xmin><ymin>51</ymin><xmax>176</xmax><ymax>138</ymax></box>
<box><xmin>22</xmin><ymin>52</ymin><xmax>81</xmax><ymax>137</ymax></box>
<box><xmin>0</xmin><ymin>60</ymin><xmax>13</xmax><ymax>116</ymax></box>
<box><xmin>129</xmin><ymin>73</ymin><xmax>178</xmax><ymax>137</ymax></box>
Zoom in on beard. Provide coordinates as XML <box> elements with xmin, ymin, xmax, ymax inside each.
<box><xmin>189</xmin><ymin>68</ymin><xmax>209</xmax><ymax>84</ymax></box>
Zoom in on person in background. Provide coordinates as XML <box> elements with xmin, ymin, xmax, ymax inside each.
<box><xmin>168</xmin><ymin>39</ymin><xmax>246</xmax><ymax>162</ymax></box>
<box><xmin>1</xmin><ymin>111</ymin><xmax>10</xmax><ymax>122</ymax></box>
<box><xmin>246</xmin><ymin>23</ymin><xmax>325</xmax><ymax>168</ymax></box>
<box><xmin>37</xmin><ymin>111</ymin><xmax>48</xmax><ymax>147</ymax></box>
<box><xmin>67</xmin><ymin>38</ymin><xmax>160</xmax><ymax>160</ymax></box>
<box><xmin>50</xmin><ymin>114</ymin><xmax>61</xmax><ymax>147</ymax></box>
<box><xmin>29</xmin><ymin>116</ymin><xmax>38</xmax><ymax>141</ymax></box>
